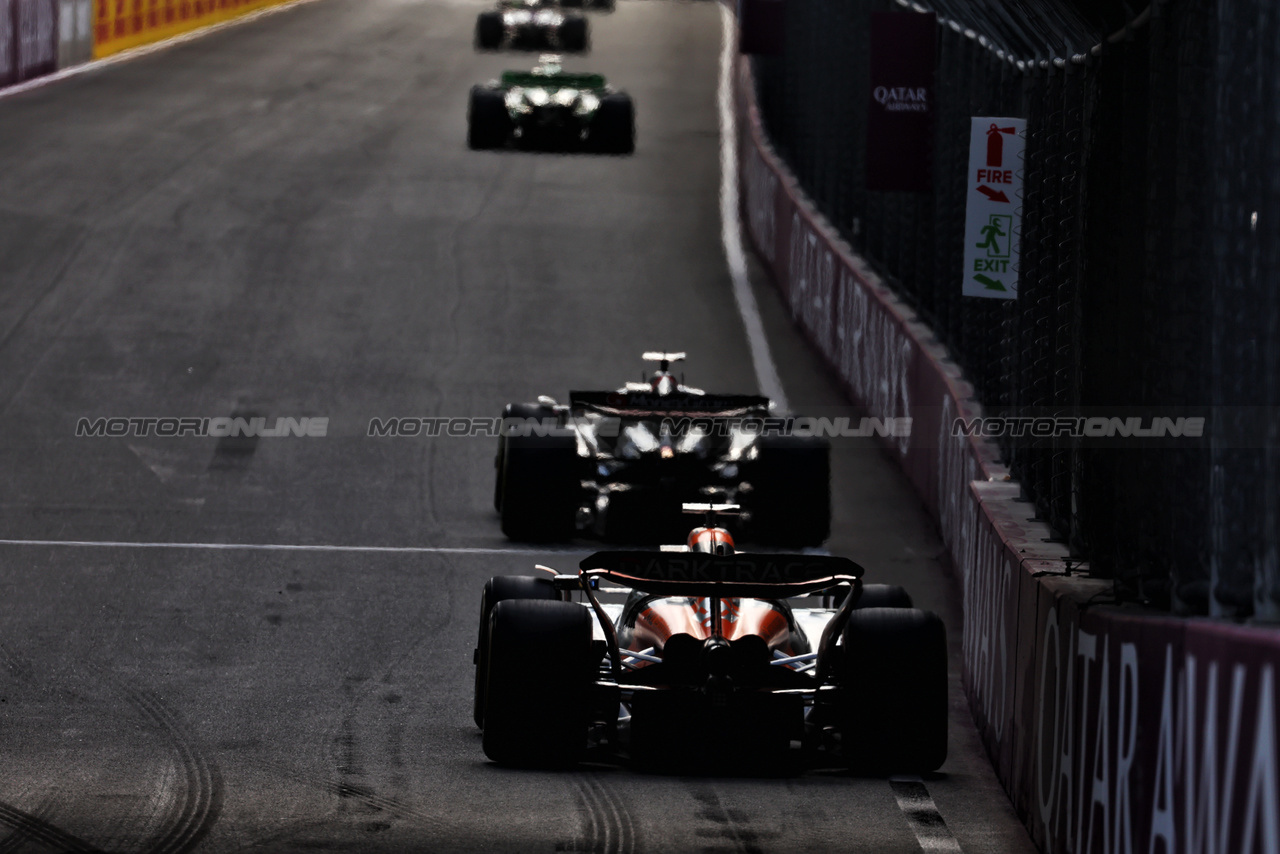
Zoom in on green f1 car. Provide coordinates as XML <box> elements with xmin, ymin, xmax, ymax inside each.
<box><xmin>468</xmin><ymin>55</ymin><xmax>635</xmax><ymax>154</ymax></box>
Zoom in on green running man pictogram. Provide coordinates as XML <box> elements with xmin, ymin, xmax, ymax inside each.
<box><xmin>975</xmin><ymin>215</ymin><xmax>1011</xmax><ymax>257</ymax></box>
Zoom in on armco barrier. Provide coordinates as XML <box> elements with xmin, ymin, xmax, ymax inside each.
<box><xmin>93</xmin><ymin>0</ymin><xmax>296</xmax><ymax>58</ymax></box>
<box><xmin>0</xmin><ymin>0</ymin><xmax>57</xmax><ymax>87</ymax></box>
<box><xmin>734</xmin><ymin>51</ymin><xmax>1280</xmax><ymax>854</ymax></box>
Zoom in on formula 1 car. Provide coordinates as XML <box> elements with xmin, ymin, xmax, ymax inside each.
<box><xmin>472</xmin><ymin>504</ymin><xmax>948</xmax><ymax>772</ymax></box>
<box><xmin>467</xmin><ymin>55</ymin><xmax>634</xmax><ymax>153</ymax></box>
<box><xmin>475</xmin><ymin>0</ymin><xmax>589</xmax><ymax>52</ymax></box>
<box><xmin>493</xmin><ymin>352</ymin><xmax>829</xmax><ymax>545</ymax></box>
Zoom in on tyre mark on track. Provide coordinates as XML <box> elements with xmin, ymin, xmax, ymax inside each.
<box><xmin>0</xmin><ymin>800</ymin><xmax>103</xmax><ymax>853</ymax></box>
<box><xmin>113</xmin><ymin>685</ymin><xmax>224</xmax><ymax>854</ymax></box>
<box><xmin>889</xmin><ymin>776</ymin><xmax>962</xmax><ymax>853</ymax></box>
<box><xmin>0</xmin><ymin>646</ymin><xmax>222</xmax><ymax>852</ymax></box>
<box><xmin>686</xmin><ymin>785</ymin><xmax>769</xmax><ymax>854</ymax></box>
<box><xmin>569</xmin><ymin>773</ymin><xmax>637</xmax><ymax>854</ymax></box>
<box><xmin>248</xmin><ymin>757</ymin><xmax>449</xmax><ymax>830</ymax></box>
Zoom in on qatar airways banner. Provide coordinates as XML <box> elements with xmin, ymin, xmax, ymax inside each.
<box><xmin>866</xmin><ymin>10</ymin><xmax>936</xmax><ymax>192</ymax></box>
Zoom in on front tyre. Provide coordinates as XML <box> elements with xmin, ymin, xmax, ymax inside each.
<box><xmin>482</xmin><ymin>599</ymin><xmax>595</xmax><ymax>767</ymax></box>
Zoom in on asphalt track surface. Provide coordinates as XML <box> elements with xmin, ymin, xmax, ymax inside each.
<box><xmin>0</xmin><ymin>1</ymin><xmax>1038</xmax><ymax>851</ymax></box>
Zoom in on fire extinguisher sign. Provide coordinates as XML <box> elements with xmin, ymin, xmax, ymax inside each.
<box><xmin>962</xmin><ymin>117</ymin><xmax>1026</xmax><ymax>299</ymax></box>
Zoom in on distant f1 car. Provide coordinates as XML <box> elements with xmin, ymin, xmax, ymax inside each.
<box><xmin>468</xmin><ymin>55</ymin><xmax>634</xmax><ymax>153</ymax></box>
<box><xmin>473</xmin><ymin>504</ymin><xmax>948</xmax><ymax>772</ymax></box>
<box><xmin>493</xmin><ymin>352</ymin><xmax>829</xmax><ymax>545</ymax></box>
<box><xmin>475</xmin><ymin>0</ymin><xmax>589</xmax><ymax>52</ymax></box>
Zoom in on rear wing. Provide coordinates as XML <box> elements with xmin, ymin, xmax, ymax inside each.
<box><xmin>500</xmin><ymin>71</ymin><xmax>606</xmax><ymax>90</ymax></box>
<box><xmin>579</xmin><ymin>550</ymin><xmax>863</xmax><ymax>598</ymax></box>
<box><xmin>569</xmin><ymin>390</ymin><xmax>770</xmax><ymax>417</ymax></box>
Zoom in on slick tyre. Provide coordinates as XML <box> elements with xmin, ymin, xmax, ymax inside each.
<box><xmin>558</xmin><ymin>16</ymin><xmax>589</xmax><ymax>52</ymax></box>
<box><xmin>494</xmin><ymin>403</ymin><xmax>556</xmax><ymax>512</ymax></box>
<box><xmin>468</xmin><ymin>85</ymin><xmax>510</xmax><ymax>150</ymax></box>
<box><xmin>482</xmin><ymin>600</ymin><xmax>594</xmax><ymax>767</ymax></box>
<box><xmin>474</xmin><ymin>11</ymin><xmax>504</xmax><ymax>49</ymax></box>
<box><xmin>473</xmin><ymin>575</ymin><xmax>559</xmax><ymax>727</ymax></box>
<box><xmin>748</xmin><ymin>434</ymin><xmax>830</xmax><ymax>546</ymax></box>
<box><xmin>837</xmin><ymin>607</ymin><xmax>948</xmax><ymax>772</ymax></box>
<box><xmin>591</xmin><ymin>93</ymin><xmax>635</xmax><ymax>154</ymax></box>
<box><xmin>499</xmin><ymin>418</ymin><xmax>579</xmax><ymax>541</ymax></box>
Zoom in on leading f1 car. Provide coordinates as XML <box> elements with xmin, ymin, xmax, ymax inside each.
<box><xmin>472</xmin><ymin>505</ymin><xmax>948</xmax><ymax>772</ymax></box>
<box><xmin>475</xmin><ymin>0</ymin><xmax>589</xmax><ymax>53</ymax></box>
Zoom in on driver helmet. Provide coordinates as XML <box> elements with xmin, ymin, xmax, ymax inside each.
<box><xmin>687</xmin><ymin>526</ymin><xmax>735</xmax><ymax>556</ymax></box>
<box><xmin>649</xmin><ymin>372</ymin><xmax>677</xmax><ymax>396</ymax></box>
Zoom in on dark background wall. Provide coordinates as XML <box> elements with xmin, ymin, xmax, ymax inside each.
<box><xmin>750</xmin><ymin>0</ymin><xmax>1279</xmax><ymax>620</ymax></box>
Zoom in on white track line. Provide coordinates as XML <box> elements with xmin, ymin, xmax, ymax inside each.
<box><xmin>0</xmin><ymin>0</ymin><xmax>323</xmax><ymax>101</ymax></box>
<box><xmin>717</xmin><ymin>3</ymin><xmax>789</xmax><ymax>413</ymax></box>
<box><xmin>0</xmin><ymin>539</ymin><xmax>584</xmax><ymax>555</ymax></box>
<box><xmin>890</xmin><ymin>776</ymin><xmax>964</xmax><ymax>853</ymax></box>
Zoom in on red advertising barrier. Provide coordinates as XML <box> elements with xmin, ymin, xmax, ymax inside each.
<box><xmin>0</xmin><ymin>0</ymin><xmax>56</xmax><ymax>87</ymax></box>
<box><xmin>734</xmin><ymin>47</ymin><xmax>1280</xmax><ymax>854</ymax></box>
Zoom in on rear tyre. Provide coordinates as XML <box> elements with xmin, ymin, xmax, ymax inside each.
<box><xmin>494</xmin><ymin>403</ymin><xmax>555</xmax><ymax>513</ymax></box>
<box><xmin>558</xmin><ymin>16</ymin><xmax>589</xmax><ymax>52</ymax></box>
<box><xmin>482</xmin><ymin>599</ymin><xmax>595</xmax><ymax>767</ymax></box>
<box><xmin>500</xmin><ymin>413</ymin><xmax>580</xmax><ymax>541</ymax></box>
<box><xmin>747</xmin><ymin>434</ymin><xmax>830</xmax><ymax>546</ymax></box>
<box><xmin>591</xmin><ymin>93</ymin><xmax>635</xmax><ymax>154</ymax></box>
<box><xmin>468</xmin><ymin>85</ymin><xmax>511</xmax><ymax>150</ymax></box>
<box><xmin>473</xmin><ymin>575</ymin><xmax>559</xmax><ymax>727</ymax></box>
<box><xmin>837</xmin><ymin>607</ymin><xmax>948</xmax><ymax>772</ymax></box>
<box><xmin>474</xmin><ymin>11</ymin><xmax>504</xmax><ymax>49</ymax></box>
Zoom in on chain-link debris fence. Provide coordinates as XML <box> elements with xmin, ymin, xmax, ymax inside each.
<box><xmin>751</xmin><ymin>0</ymin><xmax>1279</xmax><ymax>619</ymax></box>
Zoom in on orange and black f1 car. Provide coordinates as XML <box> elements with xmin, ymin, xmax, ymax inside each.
<box><xmin>472</xmin><ymin>505</ymin><xmax>948</xmax><ymax>772</ymax></box>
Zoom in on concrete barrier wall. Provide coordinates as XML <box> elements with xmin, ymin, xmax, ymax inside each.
<box><xmin>734</xmin><ymin>53</ymin><xmax>1280</xmax><ymax>854</ymax></box>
